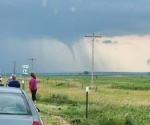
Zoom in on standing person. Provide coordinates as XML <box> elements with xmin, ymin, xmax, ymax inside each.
<box><xmin>0</xmin><ymin>78</ymin><xmax>4</xmax><ymax>86</ymax></box>
<box><xmin>6</xmin><ymin>77</ymin><xmax>12</xmax><ymax>86</ymax></box>
<box><xmin>8</xmin><ymin>74</ymin><xmax>20</xmax><ymax>88</ymax></box>
<box><xmin>29</xmin><ymin>72</ymin><xmax>37</xmax><ymax>106</ymax></box>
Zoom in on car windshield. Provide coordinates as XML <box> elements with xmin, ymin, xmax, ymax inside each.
<box><xmin>0</xmin><ymin>93</ymin><xmax>31</xmax><ymax>115</ymax></box>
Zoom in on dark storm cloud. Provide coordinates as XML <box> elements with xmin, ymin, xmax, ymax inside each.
<box><xmin>102</xmin><ymin>40</ymin><xmax>112</xmax><ymax>44</ymax></box>
<box><xmin>1</xmin><ymin>0</ymin><xmax>150</xmax><ymax>45</ymax></box>
<box><xmin>1</xmin><ymin>0</ymin><xmax>150</xmax><ymax>73</ymax></box>
<box><xmin>102</xmin><ymin>40</ymin><xmax>118</xmax><ymax>44</ymax></box>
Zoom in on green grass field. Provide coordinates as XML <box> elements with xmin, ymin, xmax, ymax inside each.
<box><xmin>3</xmin><ymin>75</ymin><xmax>150</xmax><ymax>125</ymax></box>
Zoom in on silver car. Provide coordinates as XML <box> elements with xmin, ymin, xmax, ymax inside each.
<box><xmin>0</xmin><ymin>87</ymin><xmax>44</xmax><ymax>125</ymax></box>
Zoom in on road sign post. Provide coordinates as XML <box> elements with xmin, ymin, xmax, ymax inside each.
<box><xmin>22</xmin><ymin>65</ymin><xmax>29</xmax><ymax>90</ymax></box>
<box><xmin>86</xmin><ymin>86</ymin><xmax>89</xmax><ymax>118</ymax></box>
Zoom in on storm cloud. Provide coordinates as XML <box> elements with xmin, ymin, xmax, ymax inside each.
<box><xmin>1</xmin><ymin>0</ymin><xmax>150</xmax><ymax>73</ymax></box>
<box><xmin>1</xmin><ymin>0</ymin><xmax>150</xmax><ymax>42</ymax></box>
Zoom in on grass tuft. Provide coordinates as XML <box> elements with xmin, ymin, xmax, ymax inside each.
<box><xmin>41</xmin><ymin>93</ymin><xmax>72</xmax><ymax>104</ymax></box>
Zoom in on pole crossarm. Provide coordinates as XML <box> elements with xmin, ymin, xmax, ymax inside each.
<box><xmin>85</xmin><ymin>33</ymin><xmax>102</xmax><ymax>88</ymax></box>
<box><xmin>85</xmin><ymin>35</ymin><xmax>101</xmax><ymax>38</ymax></box>
<box><xmin>85</xmin><ymin>33</ymin><xmax>102</xmax><ymax>38</ymax></box>
<box><xmin>29</xmin><ymin>58</ymin><xmax>37</xmax><ymax>61</ymax></box>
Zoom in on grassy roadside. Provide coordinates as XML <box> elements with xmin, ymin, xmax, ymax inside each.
<box><xmin>2</xmin><ymin>75</ymin><xmax>150</xmax><ymax>125</ymax></box>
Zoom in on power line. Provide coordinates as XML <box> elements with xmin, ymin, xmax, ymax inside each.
<box><xmin>85</xmin><ymin>33</ymin><xmax>102</xmax><ymax>88</ymax></box>
<box><xmin>51</xmin><ymin>40</ymin><xmax>92</xmax><ymax>57</ymax></box>
<box><xmin>72</xmin><ymin>41</ymin><xmax>91</xmax><ymax>51</ymax></box>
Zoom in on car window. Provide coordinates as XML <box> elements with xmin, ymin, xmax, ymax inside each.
<box><xmin>0</xmin><ymin>93</ymin><xmax>31</xmax><ymax>115</ymax></box>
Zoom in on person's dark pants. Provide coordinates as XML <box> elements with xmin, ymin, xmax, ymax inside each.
<box><xmin>31</xmin><ymin>89</ymin><xmax>37</xmax><ymax>101</ymax></box>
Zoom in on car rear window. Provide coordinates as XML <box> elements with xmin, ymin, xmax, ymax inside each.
<box><xmin>0</xmin><ymin>93</ymin><xmax>31</xmax><ymax>115</ymax></box>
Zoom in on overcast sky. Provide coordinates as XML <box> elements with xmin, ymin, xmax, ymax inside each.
<box><xmin>1</xmin><ymin>0</ymin><xmax>150</xmax><ymax>74</ymax></box>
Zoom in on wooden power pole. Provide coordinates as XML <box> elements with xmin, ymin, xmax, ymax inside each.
<box><xmin>85</xmin><ymin>33</ymin><xmax>101</xmax><ymax>88</ymax></box>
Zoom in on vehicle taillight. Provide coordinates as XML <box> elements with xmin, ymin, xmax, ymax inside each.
<box><xmin>33</xmin><ymin>121</ymin><xmax>41</xmax><ymax>125</ymax></box>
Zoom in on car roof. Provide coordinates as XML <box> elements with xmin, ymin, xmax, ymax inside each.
<box><xmin>0</xmin><ymin>87</ymin><xmax>23</xmax><ymax>94</ymax></box>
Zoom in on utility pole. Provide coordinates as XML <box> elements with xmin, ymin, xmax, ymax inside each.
<box><xmin>85</xmin><ymin>33</ymin><xmax>101</xmax><ymax>88</ymax></box>
<box><xmin>147</xmin><ymin>59</ymin><xmax>150</xmax><ymax>65</ymax></box>
<box><xmin>29</xmin><ymin>57</ymin><xmax>37</xmax><ymax>72</ymax></box>
<box><xmin>147</xmin><ymin>59</ymin><xmax>150</xmax><ymax>75</ymax></box>
<box><xmin>5</xmin><ymin>68</ymin><xmax>6</xmax><ymax>77</ymax></box>
<box><xmin>12</xmin><ymin>61</ymin><xmax>16</xmax><ymax>75</ymax></box>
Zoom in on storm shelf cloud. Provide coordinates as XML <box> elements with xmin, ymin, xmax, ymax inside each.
<box><xmin>1</xmin><ymin>0</ymin><xmax>150</xmax><ymax>73</ymax></box>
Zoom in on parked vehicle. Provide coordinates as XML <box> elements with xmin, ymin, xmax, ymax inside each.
<box><xmin>0</xmin><ymin>87</ymin><xmax>44</xmax><ymax>125</ymax></box>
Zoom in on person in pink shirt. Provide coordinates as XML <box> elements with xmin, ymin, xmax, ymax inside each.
<box><xmin>29</xmin><ymin>72</ymin><xmax>37</xmax><ymax>105</ymax></box>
